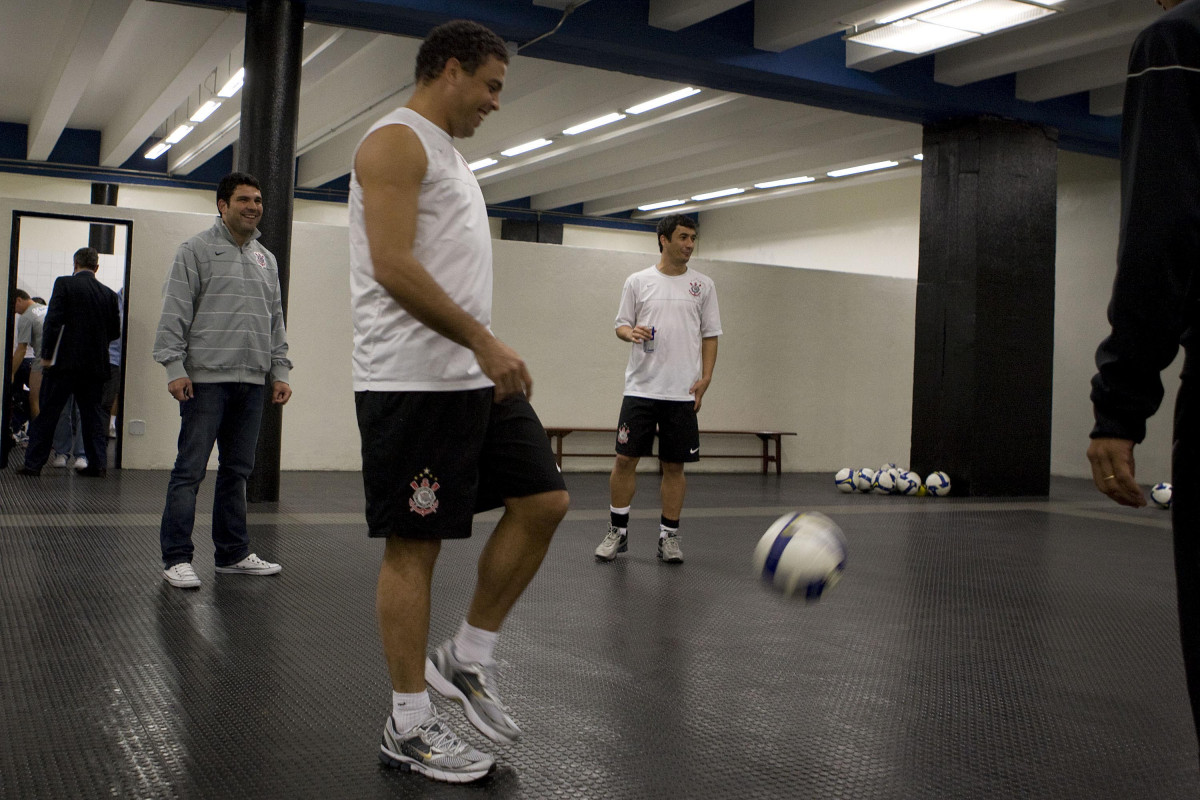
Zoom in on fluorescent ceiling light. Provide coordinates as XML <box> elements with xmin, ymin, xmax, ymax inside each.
<box><xmin>913</xmin><ymin>153</ymin><xmax>925</xmax><ymax>160</ymax></box>
<box><xmin>849</xmin><ymin>18</ymin><xmax>979</xmax><ymax>53</ymax></box>
<box><xmin>563</xmin><ymin>113</ymin><xmax>626</xmax><ymax>135</ymax></box>
<box><xmin>754</xmin><ymin>176</ymin><xmax>816</xmax><ymax>189</ymax></box>
<box><xmin>190</xmin><ymin>100</ymin><xmax>222</xmax><ymax>123</ymax></box>
<box><xmin>144</xmin><ymin>142</ymin><xmax>171</xmax><ymax>160</ymax></box>
<box><xmin>625</xmin><ymin>87</ymin><xmax>700</xmax><ymax>115</ymax></box>
<box><xmin>691</xmin><ymin>187</ymin><xmax>744</xmax><ymax>201</ymax></box>
<box><xmin>164</xmin><ymin>124</ymin><xmax>194</xmax><ymax>144</ymax></box>
<box><xmin>878</xmin><ymin>0</ymin><xmax>950</xmax><ymax>24</ymax></box>
<box><xmin>217</xmin><ymin>68</ymin><xmax>244</xmax><ymax>98</ymax></box>
<box><xmin>501</xmin><ymin>138</ymin><xmax>553</xmax><ymax>157</ymax></box>
<box><xmin>916</xmin><ymin>0</ymin><xmax>1054</xmax><ymax>35</ymax></box>
<box><xmin>828</xmin><ymin>160</ymin><xmax>900</xmax><ymax>178</ymax></box>
<box><xmin>638</xmin><ymin>199</ymin><xmax>685</xmax><ymax>211</ymax></box>
<box><xmin>468</xmin><ymin>157</ymin><xmax>498</xmax><ymax>171</ymax></box>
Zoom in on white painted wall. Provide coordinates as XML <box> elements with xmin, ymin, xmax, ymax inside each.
<box><xmin>0</xmin><ymin>152</ymin><xmax>1173</xmax><ymax>482</ymax></box>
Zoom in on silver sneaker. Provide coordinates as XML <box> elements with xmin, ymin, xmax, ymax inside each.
<box><xmin>379</xmin><ymin>706</ymin><xmax>494</xmax><ymax>783</ymax></box>
<box><xmin>426</xmin><ymin>642</ymin><xmax>521</xmax><ymax>743</ymax></box>
<box><xmin>657</xmin><ymin>533</ymin><xmax>684</xmax><ymax>564</ymax></box>
<box><xmin>163</xmin><ymin>562</ymin><xmax>201</xmax><ymax>588</ymax></box>
<box><xmin>594</xmin><ymin>525</ymin><xmax>627</xmax><ymax>562</ymax></box>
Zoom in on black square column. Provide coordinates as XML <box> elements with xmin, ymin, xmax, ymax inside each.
<box><xmin>911</xmin><ymin>118</ymin><xmax>1058</xmax><ymax>496</ymax></box>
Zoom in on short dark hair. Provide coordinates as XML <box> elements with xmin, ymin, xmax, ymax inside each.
<box><xmin>14</xmin><ymin>289</ymin><xmax>29</xmax><ymax>302</ymax></box>
<box><xmin>217</xmin><ymin>171</ymin><xmax>261</xmax><ymax>208</ymax></box>
<box><xmin>74</xmin><ymin>247</ymin><xmax>100</xmax><ymax>270</ymax></box>
<box><xmin>415</xmin><ymin>20</ymin><xmax>509</xmax><ymax>84</ymax></box>
<box><xmin>656</xmin><ymin>214</ymin><xmax>698</xmax><ymax>252</ymax></box>
<box><xmin>31</xmin><ymin>297</ymin><xmax>46</xmax><ymax>305</ymax></box>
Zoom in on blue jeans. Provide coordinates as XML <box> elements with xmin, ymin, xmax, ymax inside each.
<box><xmin>159</xmin><ymin>382</ymin><xmax>264</xmax><ymax>568</ymax></box>
<box><xmin>53</xmin><ymin>397</ymin><xmax>84</xmax><ymax>458</ymax></box>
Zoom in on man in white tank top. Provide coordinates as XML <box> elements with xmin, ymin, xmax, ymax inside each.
<box><xmin>349</xmin><ymin>20</ymin><xmax>569</xmax><ymax>784</ymax></box>
<box><xmin>595</xmin><ymin>214</ymin><xmax>722</xmax><ymax>565</ymax></box>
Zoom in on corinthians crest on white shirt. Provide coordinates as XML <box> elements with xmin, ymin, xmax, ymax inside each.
<box><xmin>409</xmin><ymin>468</ymin><xmax>440</xmax><ymax>516</ymax></box>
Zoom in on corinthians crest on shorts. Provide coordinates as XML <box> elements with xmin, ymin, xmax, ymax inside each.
<box><xmin>409</xmin><ymin>468</ymin><xmax>440</xmax><ymax>516</ymax></box>
<box><xmin>617</xmin><ymin>424</ymin><xmax>630</xmax><ymax>445</ymax></box>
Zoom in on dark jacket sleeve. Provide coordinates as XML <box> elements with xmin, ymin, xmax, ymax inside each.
<box><xmin>39</xmin><ymin>276</ymin><xmax>70</xmax><ymax>362</ymax></box>
<box><xmin>1091</xmin><ymin>12</ymin><xmax>1200</xmax><ymax>442</ymax></box>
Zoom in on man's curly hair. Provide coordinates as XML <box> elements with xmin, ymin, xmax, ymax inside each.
<box><xmin>415</xmin><ymin>20</ymin><xmax>509</xmax><ymax>84</ymax></box>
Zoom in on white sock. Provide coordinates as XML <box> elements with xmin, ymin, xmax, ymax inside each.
<box><xmin>391</xmin><ymin>690</ymin><xmax>432</xmax><ymax>731</ymax></box>
<box><xmin>660</xmin><ymin>523</ymin><xmax>678</xmax><ymax>540</ymax></box>
<box><xmin>452</xmin><ymin>620</ymin><xmax>498</xmax><ymax>665</ymax></box>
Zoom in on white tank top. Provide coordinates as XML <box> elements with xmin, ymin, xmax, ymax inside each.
<box><xmin>348</xmin><ymin>108</ymin><xmax>494</xmax><ymax>391</ymax></box>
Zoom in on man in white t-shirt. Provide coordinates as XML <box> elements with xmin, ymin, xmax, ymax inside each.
<box><xmin>596</xmin><ymin>214</ymin><xmax>722</xmax><ymax>565</ymax></box>
<box><xmin>349</xmin><ymin>20</ymin><xmax>568</xmax><ymax>784</ymax></box>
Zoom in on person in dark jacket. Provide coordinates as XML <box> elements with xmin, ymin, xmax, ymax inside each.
<box><xmin>16</xmin><ymin>247</ymin><xmax>120</xmax><ymax>477</ymax></box>
<box><xmin>1088</xmin><ymin>0</ymin><xmax>1200</xmax><ymax>758</ymax></box>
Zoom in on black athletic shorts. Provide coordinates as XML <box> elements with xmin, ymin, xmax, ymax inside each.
<box><xmin>355</xmin><ymin>388</ymin><xmax>566</xmax><ymax>539</ymax></box>
<box><xmin>614</xmin><ymin>395</ymin><xmax>700</xmax><ymax>463</ymax></box>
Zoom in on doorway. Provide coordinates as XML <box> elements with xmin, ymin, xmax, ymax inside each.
<box><xmin>5</xmin><ymin>211</ymin><xmax>133</xmax><ymax>470</ymax></box>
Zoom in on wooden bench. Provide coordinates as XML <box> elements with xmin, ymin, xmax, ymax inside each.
<box><xmin>543</xmin><ymin>427</ymin><xmax>796</xmax><ymax>474</ymax></box>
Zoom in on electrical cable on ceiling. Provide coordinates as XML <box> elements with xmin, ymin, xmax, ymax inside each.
<box><xmin>518</xmin><ymin>0</ymin><xmax>593</xmax><ymax>53</ymax></box>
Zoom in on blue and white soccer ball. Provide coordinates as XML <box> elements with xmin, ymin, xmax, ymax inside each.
<box><xmin>872</xmin><ymin>469</ymin><xmax>895</xmax><ymax>494</ymax></box>
<box><xmin>925</xmin><ymin>471</ymin><xmax>951</xmax><ymax>497</ymax></box>
<box><xmin>753</xmin><ymin>511</ymin><xmax>847</xmax><ymax>600</ymax></box>
<box><xmin>1152</xmin><ymin>482</ymin><xmax>1173</xmax><ymax>510</ymax></box>
<box><xmin>834</xmin><ymin>468</ymin><xmax>856</xmax><ymax>493</ymax></box>
<box><xmin>854</xmin><ymin>467</ymin><xmax>876</xmax><ymax>493</ymax></box>
<box><xmin>895</xmin><ymin>470</ymin><xmax>922</xmax><ymax>496</ymax></box>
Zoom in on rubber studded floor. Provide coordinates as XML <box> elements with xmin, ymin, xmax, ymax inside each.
<box><xmin>1</xmin><ymin>466</ymin><xmax>1197</xmax><ymax>799</ymax></box>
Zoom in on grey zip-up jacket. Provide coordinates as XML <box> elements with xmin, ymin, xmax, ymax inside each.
<box><xmin>154</xmin><ymin>218</ymin><xmax>292</xmax><ymax>386</ymax></box>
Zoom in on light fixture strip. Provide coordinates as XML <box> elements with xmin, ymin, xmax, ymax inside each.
<box><xmin>144</xmin><ymin>142</ymin><xmax>171</xmax><ymax>160</ymax></box>
<box><xmin>625</xmin><ymin>87</ymin><xmax>701</xmax><ymax>115</ymax></box>
<box><xmin>217</xmin><ymin>68</ymin><xmax>245</xmax><ymax>98</ymax></box>
<box><xmin>190</xmin><ymin>100</ymin><xmax>222</xmax><ymax>123</ymax></box>
<box><xmin>500</xmin><ymin>138</ymin><xmax>553</xmax><ymax>157</ymax></box>
<box><xmin>563</xmin><ymin>112</ymin><xmax>626</xmax><ymax>135</ymax></box>
<box><xmin>828</xmin><ymin>160</ymin><xmax>900</xmax><ymax>178</ymax></box>
<box><xmin>754</xmin><ymin>176</ymin><xmax>815</xmax><ymax>189</ymax></box>
<box><xmin>638</xmin><ymin>199</ymin><xmax>685</xmax><ymax>211</ymax></box>
<box><xmin>165</xmin><ymin>124</ymin><xmax>194</xmax><ymax>145</ymax></box>
<box><xmin>691</xmin><ymin>187</ymin><xmax>744</xmax><ymax>201</ymax></box>
<box><xmin>468</xmin><ymin>157</ymin><xmax>498</xmax><ymax>171</ymax></box>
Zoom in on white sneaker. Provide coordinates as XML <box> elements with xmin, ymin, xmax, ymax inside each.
<box><xmin>51</xmin><ymin>454</ymin><xmax>68</xmax><ymax>468</ymax></box>
<box><xmin>163</xmin><ymin>563</ymin><xmax>201</xmax><ymax>588</ymax></box>
<box><xmin>73</xmin><ymin>457</ymin><xmax>89</xmax><ymax>470</ymax></box>
<box><xmin>214</xmin><ymin>553</ymin><xmax>281</xmax><ymax>576</ymax></box>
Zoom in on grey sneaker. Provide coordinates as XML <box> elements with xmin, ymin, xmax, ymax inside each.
<box><xmin>214</xmin><ymin>553</ymin><xmax>281</xmax><ymax>576</ymax></box>
<box><xmin>594</xmin><ymin>525</ymin><xmax>627</xmax><ymax>561</ymax></box>
<box><xmin>426</xmin><ymin>642</ymin><xmax>521</xmax><ymax>743</ymax></box>
<box><xmin>379</xmin><ymin>706</ymin><xmax>494</xmax><ymax>783</ymax></box>
<box><xmin>657</xmin><ymin>533</ymin><xmax>683</xmax><ymax>564</ymax></box>
<box><xmin>163</xmin><ymin>562</ymin><xmax>201</xmax><ymax>588</ymax></box>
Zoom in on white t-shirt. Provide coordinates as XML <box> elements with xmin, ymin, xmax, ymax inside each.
<box><xmin>348</xmin><ymin>108</ymin><xmax>493</xmax><ymax>391</ymax></box>
<box><xmin>615</xmin><ymin>265</ymin><xmax>722</xmax><ymax>401</ymax></box>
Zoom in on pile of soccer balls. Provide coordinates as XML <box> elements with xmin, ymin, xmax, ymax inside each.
<box><xmin>834</xmin><ymin>463</ymin><xmax>951</xmax><ymax>497</ymax></box>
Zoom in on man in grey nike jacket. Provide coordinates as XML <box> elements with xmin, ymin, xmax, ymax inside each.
<box><xmin>153</xmin><ymin>171</ymin><xmax>293</xmax><ymax>590</ymax></box>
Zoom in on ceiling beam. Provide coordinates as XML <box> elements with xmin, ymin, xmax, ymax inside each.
<box><xmin>27</xmin><ymin>0</ymin><xmax>134</xmax><ymax>161</ymax></box>
<box><xmin>1015</xmin><ymin>45</ymin><xmax>1130</xmax><ymax>102</ymax></box>
<box><xmin>1089</xmin><ymin>83</ymin><xmax>1125</xmax><ymax>117</ymax></box>
<box><xmin>100</xmin><ymin>11</ymin><xmax>244</xmax><ymax>167</ymax></box>
<box><xmin>934</xmin><ymin>0</ymin><xmax>1154</xmax><ymax>87</ymax></box>
<box><xmin>583</xmin><ymin>120</ymin><xmax>920</xmax><ymax>216</ymax></box>
<box><xmin>648</xmin><ymin>0</ymin><xmax>746</xmax><ymax>31</ymax></box>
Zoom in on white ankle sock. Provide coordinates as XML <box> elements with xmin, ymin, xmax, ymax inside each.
<box><xmin>452</xmin><ymin>620</ymin><xmax>498</xmax><ymax>665</ymax></box>
<box><xmin>391</xmin><ymin>690</ymin><xmax>432</xmax><ymax>731</ymax></box>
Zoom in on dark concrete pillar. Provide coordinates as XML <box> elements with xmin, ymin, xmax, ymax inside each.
<box><xmin>239</xmin><ymin>0</ymin><xmax>304</xmax><ymax>503</ymax></box>
<box><xmin>89</xmin><ymin>183</ymin><xmax>118</xmax><ymax>254</ymax></box>
<box><xmin>910</xmin><ymin>117</ymin><xmax>1058</xmax><ymax>496</ymax></box>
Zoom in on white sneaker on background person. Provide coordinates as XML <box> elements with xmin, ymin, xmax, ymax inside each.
<box><xmin>73</xmin><ymin>457</ymin><xmax>88</xmax><ymax>470</ymax></box>
<box><xmin>51</xmin><ymin>453</ymin><xmax>69</xmax><ymax>468</ymax></box>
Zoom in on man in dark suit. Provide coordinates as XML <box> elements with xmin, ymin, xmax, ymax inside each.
<box><xmin>17</xmin><ymin>247</ymin><xmax>120</xmax><ymax>477</ymax></box>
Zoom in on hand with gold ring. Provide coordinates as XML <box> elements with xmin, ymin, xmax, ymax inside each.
<box><xmin>1086</xmin><ymin>437</ymin><xmax>1146</xmax><ymax>507</ymax></box>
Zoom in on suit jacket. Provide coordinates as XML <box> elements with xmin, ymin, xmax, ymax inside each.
<box><xmin>41</xmin><ymin>270</ymin><xmax>121</xmax><ymax>381</ymax></box>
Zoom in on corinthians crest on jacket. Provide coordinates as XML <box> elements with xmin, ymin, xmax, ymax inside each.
<box><xmin>409</xmin><ymin>468</ymin><xmax>440</xmax><ymax>516</ymax></box>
